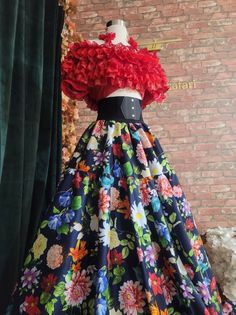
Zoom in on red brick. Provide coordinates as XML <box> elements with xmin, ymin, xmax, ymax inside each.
<box><xmin>198</xmin><ymin>215</ymin><xmax>213</xmax><ymax>222</ymax></box>
<box><xmin>198</xmin><ymin>1</ymin><xmax>218</xmax><ymax>8</ymax></box>
<box><xmin>210</xmin><ymin>185</ymin><xmax>231</xmax><ymax>192</ymax></box>
<box><xmin>138</xmin><ymin>6</ymin><xmax>156</xmax><ymax>13</ymax></box>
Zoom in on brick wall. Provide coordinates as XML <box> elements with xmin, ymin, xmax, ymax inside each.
<box><xmin>72</xmin><ymin>0</ymin><xmax>236</xmax><ymax>233</ymax></box>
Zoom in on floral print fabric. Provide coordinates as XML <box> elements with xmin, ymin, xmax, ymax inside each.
<box><xmin>11</xmin><ymin>120</ymin><xmax>225</xmax><ymax>315</ymax></box>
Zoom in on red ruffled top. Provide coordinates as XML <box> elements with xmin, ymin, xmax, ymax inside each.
<box><xmin>61</xmin><ymin>32</ymin><xmax>169</xmax><ymax>111</ymax></box>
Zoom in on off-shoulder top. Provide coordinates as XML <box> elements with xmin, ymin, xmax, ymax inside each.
<box><xmin>61</xmin><ymin>32</ymin><xmax>169</xmax><ymax>111</ymax></box>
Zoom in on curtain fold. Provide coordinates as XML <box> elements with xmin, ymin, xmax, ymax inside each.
<box><xmin>0</xmin><ymin>1</ymin><xmax>64</xmax><ymax>312</ymax></box>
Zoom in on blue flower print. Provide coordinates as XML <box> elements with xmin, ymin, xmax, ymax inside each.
<box><xmin>151</xmin><ymin>196</ymin><xmax>161</xmax><ymax>212</ymax></box>
<box><xmin>155</xmin><ymin>222</ymin><xmax>171</xmax><ymax>242</ymax></box>
<box><xmin>48</xmin><ymin>214</ymin><xmax>62</xmax><ymax>230</ymax></box>
<box><xmin>61</xmin><ymin>208</ymin><xmax>75</xmax><ymax>224</ymax></box>
<box><xmin>113</xmin><ymin>163</ymin><xmax>122</xmax><ymax>177</ymax></box>
<box><xmin>58</xmin><ymin>191</ymin><xmax>72</xmax><ymax>208</ymax></box>
<box><xmin>95</xmin><ymin>297</ymin><xmax>108</xmax><ymax>315</ymax></box>
<box><xmin>100</xmin><ymin>174</ymin><xmax>114</xmax><ymax>189</ymax></box>
<box><xmin>96</xmin><ymin>269</ymin><xmax>108</xmax><ymax>294</ymax></box>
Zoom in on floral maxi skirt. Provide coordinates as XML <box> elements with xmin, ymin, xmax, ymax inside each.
<box><xmin>11</xmin><ymin>120</ymin><xmax>224</xmax><ymax>315</ymax></box>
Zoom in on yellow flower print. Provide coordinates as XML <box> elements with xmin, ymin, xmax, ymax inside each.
<box><xmin>112</xmin><ymin>123</ymin><xmax>122</xmax><ymax>137</ymax></box>
<box><xmin>32</xmin><ymin>233</ymin><xmax>47</xmax><ymax>260</ymax></box>
<box><xmin>150</xmin><ymin>303</ymin><xmax>169</xmax><ymax>315</ymax></box>
<box><xmin>109</xmin><ymin>229</ymin><xmax>120</xmax><ymax>249</ymax></box>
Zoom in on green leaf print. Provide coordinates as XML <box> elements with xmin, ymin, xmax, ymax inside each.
<box><xmin>57</xmin><ymin>224</ymin><xmax>69</xmax><ymax>235</ymax></box>
<box><xmin>88</xmin><ymin>298</ymin><xmax>95</xmax><ymax>308</ymax></box>
<box><xmin>168</xmin><ymin>223</ymin><xmax>173</xmax><ymax>232</ymax></box>
<box><xmin>127</xmin><ymin>149</ymin><xmax>134</xmax><ymax>159</ymax></box>
<box><xmin>121</xmin><ymin>143</ymin><xmax>129</xmax><ymax>151</ymax></box>
<box><xmin>62</xmin><ymin>304</ymin><xmax>69</xmax><ymax>311</ymax></box>
<box><xmin>173</xmin><ymin>221</ymin><xmax>181</xmax><ymax>228</ymax></box>
<box><xmin>161</xmin><ymin>159</ymin><xmax>167</xmax><ymax>166</ymax></box>
<box><xmin>45</xmin><ymin>298</ymin><xmax>57</xmax><ymax>315</ymax></box>
<box><xmin>112</xmin><ymin>276</ymin><xmax>122</xmax><ymax>285</ymax></box>
<box><xmin>136</xmin><ymin>225</ymin><xmax>143</xmax><ymax>238</ymax></box>
<box><xmin>189</xmin><ymin>249</ymin><xmax>194</xmax><ymax>257</ymax></box>
<box><xmin>133</xmin><ymin>166</ymin><xmax>140</xmax><ymax>175</ymax></box>
<box><xmin>160</xmin><ymin>238</ymin><xmax>169</xmax><ymax>247</ymax></box>
<box><xmin>24</xmin><ymin>253</ymin><xmax>32</xmax><ymax>266</ymax></box>
<box><xmin>143</xmin><ymin>233</ymin><xmax>151</xmax><ymax>243</ymax></box>
<box><xmin>168</xmin><ymin>307</ymin><xmax>174</xmax><ymax>315</ymax></box>
<box><xmin>53</xmin><ymin>206</ymin><xmax>60</xmax><ymax>214</ymax></box>
<box><xmin>82</xmin><ymin>176</ymin><xmax>89</xmax><ymax>186</ymax></box>
<box><xmin>113</xmin><ymin>265</ymin><xmax>125</xmax><ymax>277</ymax></box>
<box><xmin>123</xmin><ymin>161</ymin><xmax>133</xmax><ymax>176</ymax></box>
<box><xmin>85</xmin><ymin>204</ymin><xmax>94</xmax><ymax>216</ymax></box>
<box><xmin>53</xmin><ymin>281</ymin><xmax>65</xmax><ymax>297</ymax></box>
<box><xmin>40</xmin><ymin>220</ymin><xmax>48</xmax><ymax>229</ymax></box>
<box><xmin>72</xmin><ymin>195</ymin><xmax>82</xmax><ymax>210</ymax></box>
<box><xmin>40</xmin><ymin>292</ymin><xmax>51</xmax><ymax>304</ymax></box>
<box><xmin>147</xmin><ymin>215</ymin><xmax>155</xmax><ymax>222</ymax></box>
<box><xmin>120</xmin><ymin>239</ymin><xmax>129</xmax><ymax>246</ymax></box>
<box><xmin>84</xmin><ymin>184</ymin><xmax>89</xmax><ymax>195</ymax></box>
<box><xmin>169</xmin><ymin>213</ymin><xmax>177</xmax><ymax>223</ymax></box>
<box><xmin>127</xmin><ymin>241</ymin><xmax>135</xmax><ymax>250</ymax></box>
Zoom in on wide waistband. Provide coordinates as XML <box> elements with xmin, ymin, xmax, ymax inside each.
<box><xmin>96</xmin><ymin>96</ymin><xmax>144</xmax><ymax>123</ymax></box>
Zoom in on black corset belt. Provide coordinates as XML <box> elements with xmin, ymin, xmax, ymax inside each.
<box><xmin>96</xmin><ymin>96</ymin><xmax>144</xmax><ymax>123</ymax></box>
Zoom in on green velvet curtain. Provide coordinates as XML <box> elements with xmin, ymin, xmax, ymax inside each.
<box><xmin>0</xmin><ymin>1</ymin><xmax>64</xmax><ymax>312</ymax></box>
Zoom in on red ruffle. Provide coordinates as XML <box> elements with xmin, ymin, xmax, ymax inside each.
<box><xmin>61</xmin><ymin>33</ymin><xmax>169</xmax><ymax>111</ymax></box>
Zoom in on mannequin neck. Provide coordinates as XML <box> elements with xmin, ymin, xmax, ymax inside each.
<box><xmin>106</xmin><ymin>24</ymin><xmax>129</xmax><ymax>46</ymax></box>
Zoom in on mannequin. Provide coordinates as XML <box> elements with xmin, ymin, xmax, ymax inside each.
<box><xmin>11</xmin><ymin>18</ymin><xmax>226</xmax><ymax>315</ymax></box>
<box><xmin>92</xmin><ymin>19</ymin><xmax>142</xmax><ymax>100</ymax></box>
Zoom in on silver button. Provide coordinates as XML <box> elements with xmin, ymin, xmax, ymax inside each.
<box><xmin>132</xmin><ymin>106</ymin><xmax>134</xmax><ymax>109</ymax></box>
<box><xmin>132</xmin><ymin>114</ymin><xmax>135</xmax><ymax>117</ymax></box>
<box><xmin>131</xmin><ymin>99</ymin><xmax>134</xmax><ymax>102</ymax></box>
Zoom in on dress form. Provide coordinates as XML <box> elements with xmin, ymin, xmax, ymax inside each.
<box><xmin>91</xmin><ymin>20</ymin><xmax>142</xmax><ymax>100</ymax></box>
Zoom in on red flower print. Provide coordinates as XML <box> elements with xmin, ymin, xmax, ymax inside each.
<box><xmin>112</xmin><ymin>143</ymin><xmax>123</xmax><ymax>158</ymax></box>
<box><xmin>92</xmin><ymin>120</ymin><xmax>105</xmax><ymax>137</ymax></box>
<box><xmin>72</xmin><ymin>172</ymin><xmax>82</xmax><ymax>189</ymax></box>
<box><xmin>137</xmin><ymin>247</ymin><xmax>144</xmax><ymax>262</ymax></box>
<box><xmin>88</xmin><ymin>172</ymin><xmax>96</xmax><ymax>181</ymax></box>
<box><xmin>148</xmin><ymin>272</ymin><xmax>162</xmax><ymax>295</ymax></box>
<box><xmin>107</xmin><ymin>250</ymin><xmax>111</xmax><ymax>270</ymax></box>
<box><xmin>121</xmin><ymin>133</ymin><xmax>131</xmax><ymax>144</ymax></box>
<box><xmin>163</xmin><ymin>257</ymin><xmax>176</xmax><ymax>278</ymax></box>
<box><xmin>119</xmin><ymin>178</ymin><xmax>127</xmax><ymax>191</ymax></box>
<box><xmin>204</xmin><ymin>308</ymin><xmax>210</xmax><ymax>315</ymax></box>
<box><xmin>40</xmin><ymin>274</ymin><xmax>57</xmax><ymax>293</ymax></box>
<box><xmin>118</xmin><ymin>196</ymin><xmax>131</xmax><ymax>219</ymax></box>
<box><xmin>140</xmin><ymin>181</ymin><xmax>151</xmax><ymax>206</ymax></box>
<box><xmin>111</xmin><ymin>249</ymin><xmax>123</xmax><ymax>265</ymax></box>
<box><xmin>210</xmin><ymin>276</ymin><xmax>216</xmax><ymax>291</ymax></box>
<box><xmin>136</xmin><ymin>143</ymin><xmax>148</xmax><ymax>166</ymax></box>
<box><xmin>24</xmin><ymin>295</ymin><xmax>41</xmax><ymax>315</ymax></box>
<box><xmin>207</xmin><ymin>307</ymin><xmax>219</xmax><ymax>315</ymax></box>
<box><xmin>222</xmin><ymin>302</ymin><xmax>233</xmax><ymax>314</ymax></box>
<box><xmin>191</xmin><ymin>238</ymin><xmax>202</xmax><ymax>259</ymax></box>
<box><xmin>98</xmin><ymin>188</ymin><xmax>110</xmax><ymax>213</ymax></box>
<box><xmin>185</xmin><ymin>218</ymin><xmax>194</xmax><ymax>231</ymax></box>
<box><xmin>173</xmin><ymin>185</ymin><xmax>183</xmax><ymax>198</ymax></box>
<box><xmin>157</xmin><ymin>176</ymin><xmax>173</xmax><ymax>199</ymax></box>
<box><xmin>184</xmin><ymin>264</ymin><xmax>194</xmax><ymax>280</ymax></box>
